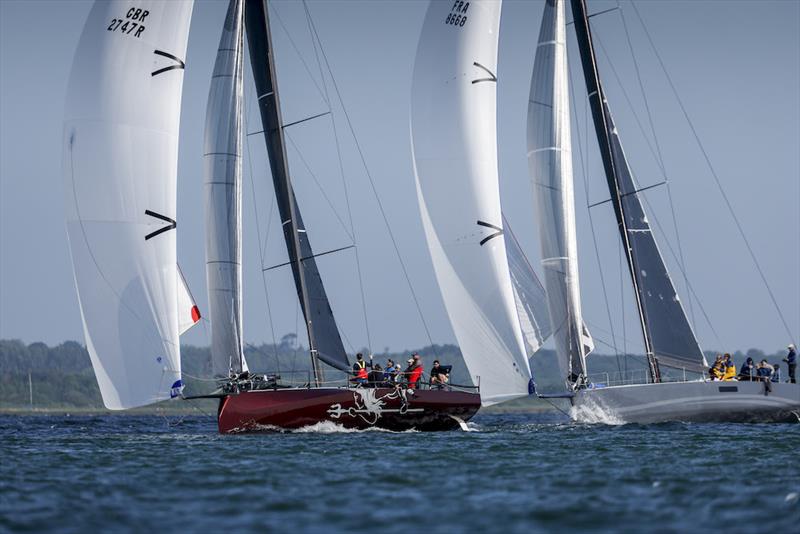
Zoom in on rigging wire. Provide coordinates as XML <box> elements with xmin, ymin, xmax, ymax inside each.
<box><xmin>269</xmin><ymin>4</ymin><xmax>329</xmax><ymax>108</ymax></box>
<box><xmin>629</xmin><ymin>1</ymin><xmax>797</xmax><ymax>345</ymax></box>
<box><xmin>283</xmin><ymin>131</ymin><xmax>355</xmax><ymax>242</ymax></box>
<box><xmin>302</xmin><ymin>0</ymin><xmax>438</xmax><ymax>353</ymax></box>
<box><xmin>303</xmin><ymin>0</ymin><xmax>373</xmax><ymax>354</ymax></box>
<box><xmin>617</xmin><ymin>2</ymin><xmax>697</xmax><ymax>330</ymax></box>
<box><xmin>592</xmin><ymin>29</ymin><xmax>723</xmax><ymax>348</ymax></box>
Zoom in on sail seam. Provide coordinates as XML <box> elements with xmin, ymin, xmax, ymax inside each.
<box><xmin>527</xmin><ymin>147</ymin><xmax>566</xmax><ymax>155</ymax></box>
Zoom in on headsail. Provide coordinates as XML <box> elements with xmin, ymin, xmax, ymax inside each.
<box><xmin>177</xmin><ymin>264</ymin><xmax>201</xmax><ymax>336</ymax></box>
<box><xmin>504</xmin><ymin>220</ymin><xmax>552</xmax><ymax>357</ymax></box>
<box><xmin>528</xmin><ymin>0</ymin><xmax>592</xmax><ymax>386</ymax></box>
<box><xmin>411</xmin><ymin>0</ymin><xmax>532</xmax><ymax>404</ymax></box>
<box><xmin>570</xmin><ymin>0</ymin><xmax>706</xmax><ymax>374</ymax></box>
<box><xmin>245</xmin><ymin>0</ymin><xmax>349</xmax><ymax>373</ymax></box>
<box><xmin>205</xmin><ymin>0</ymin><xmax>249</xmax><ymax>377</ymax></box>
<box><xmin>63</xmin><ymin>0</ymin><xmax>195</xmax><ymax>409</ymax></box>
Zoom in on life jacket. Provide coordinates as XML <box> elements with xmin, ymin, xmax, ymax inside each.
<box><xmin>709</xmin><ymin>362</ymin><xmax>724</xmax><ymax>379</ymax></box>
<box><xmin>722</xmin><ymin>362</ymin><xmax>736</xmax><ymax>381</ymax></box>
<box><xmin>354</xmin><ymin>360</ymin><xmax>369</xmax><ymax>380</ymax></box>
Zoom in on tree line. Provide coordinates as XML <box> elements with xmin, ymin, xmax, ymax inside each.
<box><xmin>0</xmin><ymin>338</ymin><xmax>787</xmax><ymax>410</ymax></box>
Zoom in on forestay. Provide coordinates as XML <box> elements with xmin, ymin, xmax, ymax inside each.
<box><xmin>205</xmin><ymin>0</ymin><xmax>248</xmax><ymax>377</ymax></box>
<box><xmin>411</xmin><ymin>0</ymin><xmax>532</xmax><ymax>404</ymax></box>
<box><xmin>528</xmin><ymin>0</ymin><xmax>593</xmax><ymax>385</ymax></box>
<box><xmin>63</xmin><ymin>1</ymin><xmax>194</xmax><ymax>409</ymax></box>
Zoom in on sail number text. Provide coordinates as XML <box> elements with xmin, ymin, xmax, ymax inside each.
<box><xmin>445</xmin><ymin>1</ymin><xmax>469</xmax><ymax>27</ymax></box>
<box><xmin>107</xmin><ymin>7</ymin><xmax>149</xmax><ymax>39</ymax></box>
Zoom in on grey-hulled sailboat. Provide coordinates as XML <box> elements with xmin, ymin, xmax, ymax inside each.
<box><xmin>528</xmin><ymin>0</ymin><xmax>799</xmax><ymax>423</ymax></box>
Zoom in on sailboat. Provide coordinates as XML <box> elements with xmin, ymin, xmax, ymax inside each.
<box><xmin>63</xmin><ymin>0</ymin><xmax>481</xmax><ymax>433</ymax></box>
<box><xmin>528</xmin><ymin>0</ymin><xmax>799</xmax><ymax>423</ymax></box>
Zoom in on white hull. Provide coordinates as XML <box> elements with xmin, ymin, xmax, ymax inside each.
<box><xmin>572</xmin><ymin>381</ymin><xmax>800</xmax><ymax>424</ymax></box>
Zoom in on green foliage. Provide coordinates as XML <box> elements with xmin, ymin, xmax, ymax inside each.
<box><xmin>0</xmin><ymin>339</ymin><xmax>791</xmax><ymax>410</ymax></box>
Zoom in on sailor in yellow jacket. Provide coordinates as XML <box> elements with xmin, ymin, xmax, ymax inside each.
<box><xmin>709</xmin><ymin>355</ymin><xmax>725</xmax><ymax>380</ymax></box>
<box><xmin>722</xmin><ymin>353</ymin><xmax>737</xmax><ymax>381</ymax></box>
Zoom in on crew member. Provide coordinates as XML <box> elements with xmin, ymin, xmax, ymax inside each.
<box><xmin>367</xmin><ymin>364</ymin><xmax>385</xmax><ymax>387</ymax></box>
<box><xmin>406</xmin><ymin>354</ymin><xmax>424</xmax><ymax>389</ymax></box>
<box><xmin>430</xmin><ymin>360</ymin><xmax>452</xmax><ymax>388</ymax></box>
<box><xmin>351</xmin><ymin>352</ymin><xmax>370</xmax><ymax>386</ymax></box>
<box><xmin>738</xmin><ymin>357</ymin><xmax>755</xmax><ymax>381</ymax></box>
<box><xmin>709</xmin><ymin>355</ymin><xmax>724</xmax><ymax>381</ymax></box>
<box><xmin>783</xmin><ymin>344</ymin><xmax>797</xmax><ymax>384</ymax></box>
<box><xmin>722</xmin><ymin>353</ymin><xmax>736</xmax><ymax>381</ymax></box>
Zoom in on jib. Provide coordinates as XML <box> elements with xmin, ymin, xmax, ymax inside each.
<box><xmin>126</xmin><ymin>7</ymin><xmax>149</xmax><ymax>23</ymax></box>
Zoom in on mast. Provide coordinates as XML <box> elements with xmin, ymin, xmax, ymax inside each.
<box><xmin>245</xmin><ymin>0</ymin><xmax>349</xmax><ymax>385</ymax></box>
<box><xmin>569</xmin><ymin>0</ymin><xmax>659</xmax><ymax>382</ymax></box>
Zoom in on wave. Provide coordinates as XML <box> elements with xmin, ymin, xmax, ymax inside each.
<box><xmin>292</xmin><ymin>421</ymin><xmax>419</xmax><ymax>434</ymax></box>
<box><xmin>570</xmin><ymin>397</ymin><xmax>625</xmax><ymax>425</ymax></box>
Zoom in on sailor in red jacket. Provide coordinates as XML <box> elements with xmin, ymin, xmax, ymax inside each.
<box><xmin>405</xmin><ymin>353</ymin><xmax>424</xmax><ymax>389</ymax></box>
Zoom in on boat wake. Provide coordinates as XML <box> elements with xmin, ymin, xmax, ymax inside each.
<box><xmin>292</xmin><ymin>421</ymin><xmax>418</xmax><ymax>434</ymax></box>
<box><xmin>571</xmin><ymin>398</ymin><xmax>625</xmax><ymax>425</ymax></box>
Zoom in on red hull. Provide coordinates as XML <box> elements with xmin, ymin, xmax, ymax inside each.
<box><xmin>217</xmin><ymin>387</ymin><xmax>481</xmax><ymax>433</ymax></box>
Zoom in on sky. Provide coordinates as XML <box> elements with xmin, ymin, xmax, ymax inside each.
<box><xmin>0</xmin><ymin>0</ymin><xmax>798</xmax><ymax>356</ymax></box>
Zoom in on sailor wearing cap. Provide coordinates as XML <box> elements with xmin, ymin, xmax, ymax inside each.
<box><xmin>783</xmin><ymin>344</ymin><xmax>796</xmax><ymax>384</ymax></box>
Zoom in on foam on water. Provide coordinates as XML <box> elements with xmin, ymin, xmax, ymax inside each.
<box><xmin>292</xmin><ymin>421</ymin><xmax>418</xmax><ymax>434</ymax></box>
<box><xmin>570</xmin><ymin>397</ymin><xmax>626</xmax><ymax>425</ymax></box>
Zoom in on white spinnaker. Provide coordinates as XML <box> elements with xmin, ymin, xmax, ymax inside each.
<box><xmin>411</xmin><ymin>0</ymin><xmax>531</xmax><ymax>405</ymax></box>
<box><xmin>527</xmin><ymin>0</ymin><xmax>592</xmax><ymax>384</ymax></box>
<box><xmin>205</xmin><ymin>0</ymin><xmax>248</xmax><ymax>377</ymax></box>
<box><xmin>63</xmin><ymin>1</ymin><xmax>194</xmax><ymax>409</ymax></box>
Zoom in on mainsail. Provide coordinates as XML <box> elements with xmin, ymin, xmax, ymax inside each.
<box><xmin>205</xmin><ymin>0</ymin><xmax>249</xmax><ymax>377</ymax></box>
<box><xmin>244</xmin><ymin>0</ymin><xmax>349</xmax><ymax>374</ymax></box>
<box><xmin>411</xmin><ymin>0</ymin><xmax>532</xmax><ymax>404</ymax></box>
<box><xmin>63</xmin><ymin>0</ymin><xmax>195</xmax><ymax>409</ymax></box>
<box><xmin>528</xmin><ymin>0</ymin><xmax>593</xmax><ymax>385</ymax></box>
<box><xmin>570</xmin><ymin>0</ymin><xmax>706</xmax><ymax>374</ymax></box>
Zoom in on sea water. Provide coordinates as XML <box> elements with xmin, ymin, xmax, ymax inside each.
<box><xmin>1</xmin><ymin>414</ymin><xmax>798</xmax><ymax>533</ymax></box>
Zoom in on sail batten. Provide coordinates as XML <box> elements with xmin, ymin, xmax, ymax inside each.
<box><xmin>528</xmin><ymin>0</ymin><xmax>592</xmax><ymax>386</ymax></box>
<box><xmin>63</xmin><ymin>0</ymin><xmax>194</xmax><ymax>409</ymax></box>
<box><xmin>411</xmin><ymin>0</ymin><xmax>532</xmax><ymax>405</ymax></box>
<box><xmin>205</xmin><ymin>0</ymin><xmax>248</xmax><ymax>377</ymax></box>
